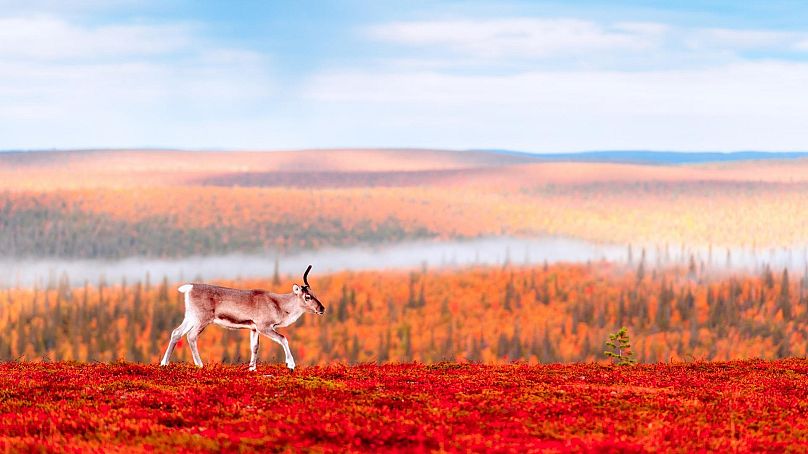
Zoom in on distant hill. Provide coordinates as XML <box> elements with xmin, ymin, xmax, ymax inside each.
<box><xmin>3</xmin><ymin>147</ymin><xmax>808</xmax><ymax>259</ymax></box>
<box><xmin>0</xmin><ymin>148</ymin><xmax>531</xmax><ymax>190</ymax></box>
<box><xmin>4</xmin><ymin>148</ymin><xmax>808</xmax><ymax>191</ymax></box>
<box><xmin>0</xmin><ymin>148</ymin><xmax>533</xmax><ymax>172</ymax></box>
<box><xmin>4</xmin><ymin>148</ymin><xmax>808</xmax><ymax>167</ymax></box>
<box><xmin>477</xmin><ymin>149</ymin><xmax>808</xmax><ymax>165</ymax></box>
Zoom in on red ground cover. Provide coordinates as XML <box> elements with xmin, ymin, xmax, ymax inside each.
<box><xmin>0</xmin><ymin>360</ymin><xmax>806</xmax><ymax>452</ymax></box>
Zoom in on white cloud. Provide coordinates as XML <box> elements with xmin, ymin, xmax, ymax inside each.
<box><xmin>698</xmin><ymin>28</ymin><xmax>791</xmax><ymax>48</ymax></box>
<box><xmin>690</xmin><ymin>28</ymin><xmax>808</xmax><ymax>52</ymax></box>
<box><xmin>301</xmin><ymin>61</ymin><xmax>808</xmax><ymax>151</ymax></box>
<box><xmin>0</xmin><ymin>16</ymin><xmax>196</xmax><ymax>61</ymax></box>
<box><xmin>3</xmin><ymin>10</ymin><xmax>808</xmax><ymax>152</ymax></box>
<box><xmin>613</xmin><ymin>21</ymin><xmax>670</xmax><ymax>37</ymax></box>
<box><xmin>368</xmin><ymin>18</ymin><xmax>808</xmax><ymax>65</ymax></box>
<box><xmin>368</xmin><ymin>18</ymin><xmax>658</xmax><ymax>59</ymax></box>
<box><xmin>0</xmin><ymin>15</ymin><xmax>275</xmax><ymax>149</ymax></box>
<box><xmin>307</xmin><ymin>62</ymin><xmax>808</xmax><ymax>114</ymax></box>
<box><xmin>310</xmin><ymin>16</ymin><xmax>808</xmax><ymax>152</ymax></box>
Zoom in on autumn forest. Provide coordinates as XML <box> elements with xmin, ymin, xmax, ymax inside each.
<box><xmin>3</xmin><ymin>258</ymin><xmax>807</xmax><ymax>365</ymax></box>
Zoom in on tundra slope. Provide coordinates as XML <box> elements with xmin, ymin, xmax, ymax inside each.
<box><xmin>0</xmin><ymin>360</ymin><xmax>806</xmax><ymax>452</ymax></box>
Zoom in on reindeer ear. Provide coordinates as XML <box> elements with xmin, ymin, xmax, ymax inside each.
<box><xmin>292</xmin><ymin>284</ymin><xmax>302</xmax><ymax>295</ymax></box>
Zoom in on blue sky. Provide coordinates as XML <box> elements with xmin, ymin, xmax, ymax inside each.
<box><xmin>1</xmin><ymin>0</ymin><xmax>808</xmax><ymax>152</ymax></box>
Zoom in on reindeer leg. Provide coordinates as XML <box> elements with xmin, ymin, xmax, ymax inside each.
<box><xmin>160</xmin><ymin>318</ymin><xmax>193</xmax><ymax>366</ymax></box>
<box><xmin>261</xmin><ymin>328</ymin><xmax>296</xmax><ymax>371</ymax></box>
<box><xmin>249</xmin><ymin>329</ymin><xmax>260</xmax><ymax>371</ymax></box>
<box><xmin>186</xmin><ymin>324</ymin><xmax>207</xmax><ymax>368</ymax></box>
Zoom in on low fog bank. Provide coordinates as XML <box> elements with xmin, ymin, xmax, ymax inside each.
<box><xmin>0</xmin><ymin>236</ymin><xmax>621</xmax><ymax>288</ymax></box>
<box><xmin>0</xmin><ymin>236</ymin><xmax>806</xmax><ymax>288</ymax></box>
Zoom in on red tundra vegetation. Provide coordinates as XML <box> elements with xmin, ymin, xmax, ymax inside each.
<box><xmin>0</xmin><ymin>360</ymin><xmax>806</xmax><ymax>452</ymax></box>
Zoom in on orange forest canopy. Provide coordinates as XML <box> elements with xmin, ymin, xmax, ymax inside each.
<box><xmin>1</xmin><ymin>262</ymin><xmax>806</xmax><ymax>365</ymax></box>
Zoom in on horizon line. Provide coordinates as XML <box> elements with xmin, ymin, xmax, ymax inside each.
<box><xmin>2</xmin><ymin>147</ymin><xmax>808</xmax><ymax>155</ymax></box>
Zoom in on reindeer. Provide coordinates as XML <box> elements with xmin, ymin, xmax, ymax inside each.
<box><xmin>160</xmin><ymin>265</ymin><xmax>325</xmax><ymax>371</ymax></box>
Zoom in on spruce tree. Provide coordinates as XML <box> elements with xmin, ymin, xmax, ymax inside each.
<box><xmin>604</xmin><ymin>327</ymin><xmax>637</xmax><ymax>366</ymax></box>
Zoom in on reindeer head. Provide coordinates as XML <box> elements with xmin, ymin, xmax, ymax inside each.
<box><xmin>293</xmin><ymin>265</ymin><xmax>325</xmax><ymax>315</ymax></box>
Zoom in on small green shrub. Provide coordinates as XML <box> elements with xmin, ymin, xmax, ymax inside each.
<box><xmin>604</xmin><ymin>327</ymin><xmax>637</xmax><ymax>366</ymax></box>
